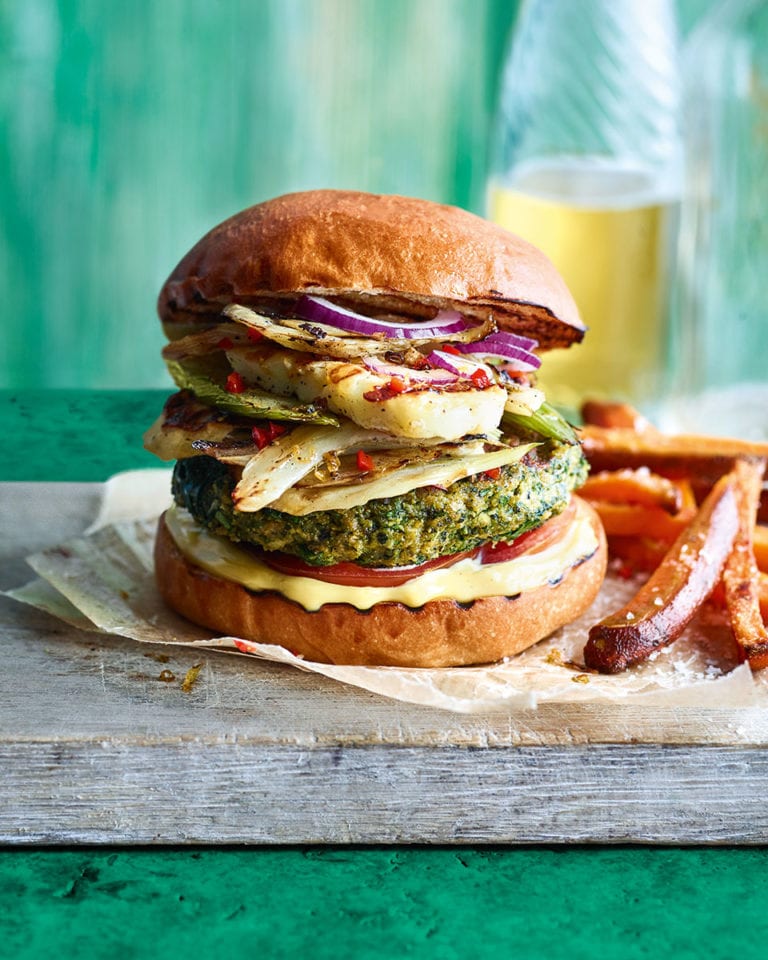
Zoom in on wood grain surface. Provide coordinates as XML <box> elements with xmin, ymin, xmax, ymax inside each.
<box><xmin>3</xmin><ymin>482</ymin><xmax>768</xmax><ymax>845</ymax></box>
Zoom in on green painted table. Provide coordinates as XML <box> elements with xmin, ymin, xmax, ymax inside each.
<box><xmin>3</xmin><ymin>391</ymin><xmax>768</xmax><ymax>959</ymax></box>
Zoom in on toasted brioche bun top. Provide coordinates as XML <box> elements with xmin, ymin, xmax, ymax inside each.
<box><xmin>158</xmin><ymin>190</ymin><xmax>583</xmax><ymax>350</ymax></box>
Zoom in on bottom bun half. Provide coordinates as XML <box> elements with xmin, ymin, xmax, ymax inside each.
<box><xmin>154</xmin><ymin>497</ymin><xmax>607</xmax><ymax>668</ymax></box>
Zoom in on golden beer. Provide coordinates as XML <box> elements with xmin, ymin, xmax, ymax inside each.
<box><xmin>488</xmin><ymin>160</ymin><xmax>678</xmax><ymax>413</ymax></box>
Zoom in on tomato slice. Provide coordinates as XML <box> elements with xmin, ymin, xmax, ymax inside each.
<box><xmin>260</xmin><ymin>547</ymin><xmax>478</xmax><ymax>587</ymax></box>
<box><xmin>480</xmin><ymin>501</ymin><xmax>575</xmax><ymax>565</ymax></box>
<box><xmin>257</xmin><ymin>501</ymin><xmax>576</xmax><ymax>586</ymax></box>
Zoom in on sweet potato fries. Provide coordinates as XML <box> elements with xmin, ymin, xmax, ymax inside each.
<box><xmin>721</xmin><ymin>459</ymin><xmax>768</xmax><ymax>668</ymax></box>
<box><xmin>579</xmin><ymin>400</ymin><xmax>768</xmax><ymax>673</ymax></box>
<box><xmin>584</xmin><ymin>471</ymin><xmax>739</xmax><ymax>672</ymax></box>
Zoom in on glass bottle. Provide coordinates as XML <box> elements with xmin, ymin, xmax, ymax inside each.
<box><xmin>667</xmin><ymin>0</ymin><xmax>768</xmax><ymax>439</ymax></box>
<box><xmin>487</xmin><ymin>0</ymin><xmax>682</xmax><ymax>415</ymax></box>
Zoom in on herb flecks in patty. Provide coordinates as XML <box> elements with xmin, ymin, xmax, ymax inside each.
<box><xmin>172</xmin><ymin>443</ymin><xmax>587</xmax><ymax>568</ymax></box>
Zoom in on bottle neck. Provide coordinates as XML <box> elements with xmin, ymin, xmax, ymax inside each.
<box><xmin>494</xmin><ymin>0</ymin><xmax>682</xmax><ymax>181</ymax></box>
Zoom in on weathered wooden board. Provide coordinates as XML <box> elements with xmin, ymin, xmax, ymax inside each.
<box><xmin>3</xmin><ymin>482</ymin><xmax>768</xmax><ymax>845</ymax></box>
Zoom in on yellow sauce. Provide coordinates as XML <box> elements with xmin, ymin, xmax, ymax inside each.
<box><xmin>165</xmin><ymin>502</ymin><xmax>598</xmax><ymax>611</ymax></box>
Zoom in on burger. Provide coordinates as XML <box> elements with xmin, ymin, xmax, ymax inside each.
<box><xmin>145</xmin><ymin>190</ymin><xmax>606</xmax><ymax>667</ymax></box>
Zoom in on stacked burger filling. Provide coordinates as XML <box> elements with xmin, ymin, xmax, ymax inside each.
<box><xmin>145</xmin><ymin>294</ymin><xmax>586</xmax><ymax>573</ymax></box>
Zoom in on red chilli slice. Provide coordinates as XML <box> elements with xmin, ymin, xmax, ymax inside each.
<box><xmin>225</xmin><ymin>371</ymin><xmax>246</xmax><ymax>393</ymax></box>
<box><xmin>356</xmin><ymin>450</ymin><xmax>375</xmax><ymax>473</ymax></box>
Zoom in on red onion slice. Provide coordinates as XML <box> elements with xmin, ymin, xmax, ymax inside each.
<box><xmin>296</xmin><ymin>296</ymin><xmax>471</xmax><ymax>339</ymax></box>
<box><xmin>295</xmin><ymin>295</ymin><xmax>540</xmax><ymax>369</ymax></box>
<box><xmin>426</xmin><ymin>350</ymin><xmax>492</xmax><ymax>378</ymax></box>
<box><xmin>364</xmin><ymin>356</ymin><xmax>457</xmax><ymax>384</ymax></box>
<box><xmin>425</xmin><ymin>350</ymin><xmax>463</xmax><ymax>377</ymax></box>
<box><xmin>482</xmin><ymin>330</ymin><xmax>539</xmax><ymax>351</ymax></box>
<box><xmin>457</xmin><ymin>340</ymin><xmax>541</xmax><ymax>370</ymax></box>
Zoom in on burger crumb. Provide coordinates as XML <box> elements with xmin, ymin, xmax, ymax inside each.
<box><xmin>144</xmin><ymin>652</ymin><xmax>171</xmax><ymax>664</ymax></box>
<box><xmin>546</xmin><ymin>648</ymin><xmax>597</xmax><ymax>675</ymax></box>
<box><xmin>181</xmin><ymin>662</ymin><xmax>203</xmax><ymax>693</ymax></box>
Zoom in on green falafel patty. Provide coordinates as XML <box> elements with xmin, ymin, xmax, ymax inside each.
<box><xmin>172</xmin><ymin>441</ymin><xmax>587</xmax><ymax>568</ymax></box>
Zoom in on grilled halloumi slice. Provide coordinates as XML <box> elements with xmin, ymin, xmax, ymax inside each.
<box><xmin>226</xmin><ymin>345</ymin><xmax>507</xmax><ymax>441</ymax></box>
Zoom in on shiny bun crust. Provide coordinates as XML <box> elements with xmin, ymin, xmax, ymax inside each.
<box><xmin>158</xmin><ymin>190</ymin><xmax>584</xmax><ymax>350</ymax></box>
<box><xmin>153</xmin><ymin>498</ymin><xmax>607</xmax><ymax>668</ymax></box>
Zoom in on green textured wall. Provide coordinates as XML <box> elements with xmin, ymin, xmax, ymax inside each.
<box><xmin>1</xmin><ymin>0</ymin><xmax>716</xmax><ymax>391</ymax></box>
<box><xmin>0</xmin><ymin>0</ymin><xmax>517</xmax><ymax>389</ymax></box>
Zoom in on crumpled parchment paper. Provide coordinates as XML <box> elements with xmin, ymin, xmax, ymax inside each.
<box><xmin>6</xmin><ymin>469</ymin><xmax>763</xmax><ymax>713</ymax></box>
